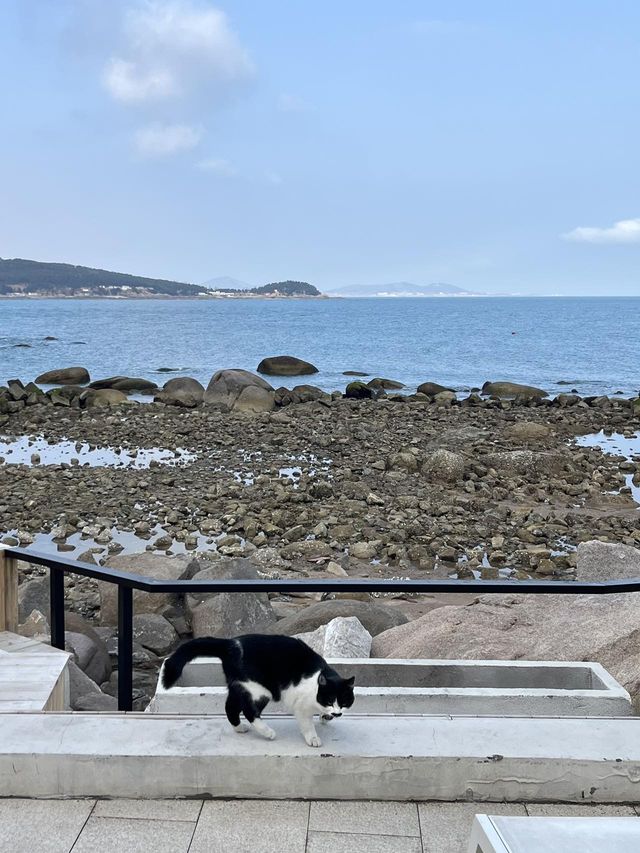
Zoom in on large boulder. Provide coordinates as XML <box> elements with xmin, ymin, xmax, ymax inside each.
<box><xmin>385</xmin><ymin>450</ymin><xmax>419</xmax><ymax>474</ymax></box>
<box><xmin>417</xmin><ymin>382</ymin><xmax>455</xmax><ymax>397</ymax></box>
<box><xmin>367</xmin><ymin>378</ymin><xmax>404</xmax><ymax>390</ymax></box>
<box><xmin>481</xmin><ymin>381</ymin><xmax>548</xmax><ymax>399</ymax></box>
<box><xmin>185</xmin><ymin>558</ymin><xmax>260</xmax><ymax>616</ymax></box>
<box><xmin>370</xmin><ymin>592</ymin><xmax>640</xmax><ymax>709</ymax></box>
<box><xmin>257</xmin><ymin>356</ymin><xmax>318</xmax><ymax>376</ymax></box>
<box><xmin>345</xmin><ymin>381</ymin><xmax>377</xmax><ymax>400</ymax></box>
<box><xmin>98</xmin><ymin>552</ymin><xmax>196</xmax><ymax>626</ymax></box>
<box><xmin>275</xmin><ymin>385</ymin><xmax>331</xmax><ymax>406</ymax></box>
<box><xmin>576</xmin><ymin>541</ymin><xmax>640</xmax><ymax>583</ymax></box>
<box><xmin>296</xmin><ymin>617</ymin><xmax>372</xmax><ymax>658</ymax></box>
<box><xmin>132</xmin><ymin>613</ymin><xmax>179</xmax><ymax>656</ymax></box>
<box><xmin>504</xmin><ymin>421</ymin><xmax>552</xmax><ymax>441</ymax></box>
<box><xmin>64</xmin><ymin>631</ymin><xmax>111</xmax><ymax>685</ymax></box>
<box><xmin>35</xmin><ymin>366</ymin><xmax>89</xmax><ymax>385</ymax></box>
<box><xmin>18</xmin><ymin>576</ymin><xmax>49</xmax><ymax>623</ymax></box>
<box><xmin>155</xmin><ymin>377</ymin><xmax>205</xmax><ymax>408</ymax></box>
<box><xmin>79</xmin><ymin>388</ymin><xmax>128</xmax><ymax>408</ymax></box>
<box><xmin>421</xmin><ymin>449</ymin><xmax>465</xmax><ymax>483</ymax></box>
<box><xmin>484</xmin><ymin>450</ymin><xmax>565</xmax><ymax>476</ymax></box>
<box><xmin>204</xmin><ymin>369</ymin><xmax>275</xmax><ymax>413</ymax></box>
<box><xmin>268</xmin><ymin>600</ymin><xmax>408</xmax><ymax>638</ymax></box>
<box><xmin>191</xmin><ymin>592</ymin><xmax>277</xmax><ymax>638</ymax></box>
<box><xmin>89</xmin><ymin>376</ymin><xmax>157</xmax><ymax>393</ymax></box>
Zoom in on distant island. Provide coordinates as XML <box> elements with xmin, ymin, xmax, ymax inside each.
<box><xmin>326</xmin><ymin>281</ymin><xmax>484</xmax><ymax>297</ymax></box>
<box><xmin>0</xmin><ymin>258</ymin><xmax>323</xmax><ymax>299</ymax></box>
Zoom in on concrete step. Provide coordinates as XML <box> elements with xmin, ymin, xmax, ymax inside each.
<box><xmin>2</xmin><ymin>712</ymin><xmax>640</xmax><ymax>801</ymax></box>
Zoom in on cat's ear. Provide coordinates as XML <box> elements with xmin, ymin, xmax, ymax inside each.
<box><xmin>344</xmin><ymin>676</ymin><xmax>355</xmax><ymax>687</ymax></box>
<box><xmin>318</xmin><ymin>674</ymin><xmax>327</xmax><ymax>686</ymax></box>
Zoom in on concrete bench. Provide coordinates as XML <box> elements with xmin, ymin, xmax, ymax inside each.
<box><xmin>0</xmin><ymin>632</ymin><xmax>70</xmax><ymax>712</ymax></box>
<box><xmin>468</xmin><ymin>815</ymin><xmax>640</xmax><ymax>852</ymax></box>
<box><xmin>149</xmin><ymin>658</ymin><xmax>633</xmax><ymax>717</ymax></box>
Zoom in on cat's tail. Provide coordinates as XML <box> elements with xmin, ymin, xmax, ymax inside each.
<box><xmin>161</xmin><ymin>636</ymin><xmax>232</xmax><ymax>689</ymax></box>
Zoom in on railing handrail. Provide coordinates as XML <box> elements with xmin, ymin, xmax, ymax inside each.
<box><xmin>5</xmin><ymin>544</ymin><xmax>640</xmax><ymax>713</ymax></box>
<box><xmin>8</xmin><ymin>546</ymin><xmax>640</xmax><ymax>595</ymax></box>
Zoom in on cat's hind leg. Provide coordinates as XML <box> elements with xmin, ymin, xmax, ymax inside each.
<box><xmin>226</xmin><ymin>687</ymin><xmax>250</xmax><ymax>733</ymax></box>
<box><xmin>239</xmin><ymin>690</ymin><xmax>276</xmax><ymax>741</ymax></box>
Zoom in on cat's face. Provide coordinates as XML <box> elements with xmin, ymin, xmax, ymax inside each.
<box><xmin>316</xmin><ymin>673</ymin><xmax>355</xmax><ymax>717</ymax></box>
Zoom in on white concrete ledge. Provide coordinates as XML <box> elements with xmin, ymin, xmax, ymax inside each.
<box><xmin>2</xmin><ymin>713</ymin><xmax>640</xmax><ymax>802</ymax></box>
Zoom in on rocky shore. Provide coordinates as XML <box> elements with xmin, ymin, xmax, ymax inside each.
<box><xmin>1</xmin><ymin>364</ymin><xmax>639</xmax><ymax>710</ymax></box>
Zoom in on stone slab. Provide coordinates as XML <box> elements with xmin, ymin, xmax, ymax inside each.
<box><xmin>189</xmin><ymin>800</ymin><xmax>309</xmax><ymax>853</ymax></box>
<box><xmin>309</xmin><ymin>800</ymin><xmax>420</xmax><ymax>836</ymax></box>
<box><xmin>3</xmin><ymin>713</ymin><xmax>640</xmax><ymax>802</ymax></box>
<box><xmin>71</xmin><ymin>816</ymin><xmax>196</xmax><ymax>853</ymax></box>
<box><xmin>306</xmin><ymin>832</ymin><xmax>421</xmax><ymax>853</ymax></box>
<box><xmin>0</xmin><ymin>798</ymin><xmax>94</xmax><ymax>853</ymax></box>
<box><xmin>418</xmin><ymin>802</ymin><xmax>528</xmax><ymax>852</ymax></box>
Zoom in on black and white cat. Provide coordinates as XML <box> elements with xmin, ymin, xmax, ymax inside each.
<box><xmin>161</xmin><ymin>634</ymin><xmax>355</xmax><ymax>747</ymax></box>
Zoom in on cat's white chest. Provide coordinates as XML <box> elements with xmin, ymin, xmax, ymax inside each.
<box><xmin>281</xmin><ymin>672</ymin><xmax>321</xmax><ymax>713</ymax></box>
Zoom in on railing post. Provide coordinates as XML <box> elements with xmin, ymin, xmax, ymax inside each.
<box><xmin>0</xmin><ymin>546</ymin><xmax>19</xmax><ymax>633</ymax></box>
<box><xmin>49</xmin><ymin>567</ymin><xmax>66</xmax><ymax>650</ymax></box>
<box><xmin>117</xmin><ymin>585</ymin><xmax>133</xmax><ymax>712</ymax></box>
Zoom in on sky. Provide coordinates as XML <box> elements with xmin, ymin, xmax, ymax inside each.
<box><xmin>1</xmin><ymin>1</ymin><xmax>639</xmax><ymax>295</ymax></box>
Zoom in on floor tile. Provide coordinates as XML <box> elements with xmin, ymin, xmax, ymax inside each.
<box><xmin>526</xmin><ymin>803</ymin><xmax>637</xmax><ymax>816</ymax></box>
<box><xmin>309</xmin><ymin>801</ymin><xmax>420</xmax><ymax>836</ymax></box>
<box><xmin>93</xmin><ymin>799</ymin><xmax>202</xmax><ymax>821</ymax></box>
<box><xmin>419</xmin><ymin>801</ymin><xmax>527</xmax><ymax>853</ymax></box>
<box><xmin>71</xmin><ymin>816</ymin><xmax>195</xmax><ymax>853</ymax></box>
<box><xmin>306</xmin><ymin>831</ymin><xmax>422</xmax><ymax>853</ymax></box>
<box><xmin>189</xmin><ymin>800</ymin><xmax>309</xmax><ymax>853</ymax></box>
<box><xmin>0</xmin><ymin>798</ymin><xmax>95</xmax><ymax>853</ymax></box>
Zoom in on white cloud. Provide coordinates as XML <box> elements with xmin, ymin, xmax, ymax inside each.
<box><xmin>277</xmin><ymin>93</ymin><xmax>308</xmax><ymax>113</ymax></box>
<box><xmin>134</xmin><ymin>122</ymin><xmax>202</xmax><ymax>156</ymax></box>
<box><xmin>563</xmin><ymin>218</ymin><xmax>640</xmax><ymax>244</ymax></box>
<box><xmin>103</xmin><ymin>1</ymin><xmax>254</xmax><ymax>104</ymax></box>
<box><xmin>197</xmin><ymin>157</ymin><xmax>237</xmax><ymax>176</ymax></box>
<box><xmin>103</xmin><ymin>58</ymin><xmax>178</xmax><ymax>102</ymax></box>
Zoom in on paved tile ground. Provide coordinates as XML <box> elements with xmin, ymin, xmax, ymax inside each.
<box><xmin>0</xmin><ymin>799</ymin><xmax>639</xmax><ymax>853</ymax></box>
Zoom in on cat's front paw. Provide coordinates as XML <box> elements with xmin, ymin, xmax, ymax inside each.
<box><xmin>234</xmin><ymin>723</ymin><xmax>250</xmax><ymax>734</ymax></box>
<box><xmin>306</xmin><ymin>735</ymin><xmax>322</xmax><ymax>748</ymax></box>
<box><xmin>262</xmin><ymin>726</ymin><xmax>277</xmax><ymax>740</ymax></box>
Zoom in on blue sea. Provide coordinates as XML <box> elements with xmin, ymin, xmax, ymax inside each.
<box><xmin>1</xmin><ymin>297</ymin><xmax>638</xmax><ymax>397</ymax></box>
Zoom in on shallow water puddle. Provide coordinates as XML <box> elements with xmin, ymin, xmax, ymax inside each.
<box><xmin>0</xmin><ymin>435</ymin><xmax>196</xmax><ymax>469</ymax></box>
<box><xmin>575</xmin><ymin>430</ymin><xmax>640</xmax><ymax>505</ymax></box>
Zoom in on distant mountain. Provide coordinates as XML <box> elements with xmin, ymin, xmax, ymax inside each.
<box><xmin>0</xmin><ymin>257</ymin><xmax>206</xmax><ymax>297</ymax></box>
<box><xmin>327</xmin><ymin>281</ymin><xmax>482</xmax><ymax>297</ymax></box>
<box><xmin>201</xmin><ymin>275</ymin><xmax>253</xmax><ymax>291</ymax></box>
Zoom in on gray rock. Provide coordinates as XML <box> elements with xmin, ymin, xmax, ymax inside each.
<box><xmin>345</xmin><ymin>381</ymin><xmax>377</xmax><ymax>400</ymax></box>
<box><xmin>35</xmin><ymin>366</ymin><xmax>90</xmax><ymax>385</ymax></box>
<box><xmin>417</xmin><ymin>381</ymin><xmax>455</xmax><ymax>397</ymax></box>
<box><xmin>68</xmin><ymin>659</ymin><xmax>101</xmax><ymax>709</ymax></box>
<box><xmin>99</xmin><ymin>552</ymin><xmax>196</xmax><ymax>625</ymax></box>
<box><xmin>155</xmin><ymin>376</ymin><xmax>205</xmax><ymax>408</ymax></box>
<box><xmin>269</xmin><ymin>600</ymin><xmax>408</xmax><ymax>637</ymax></box>
<box><xmin>191</xmin><ymin>592</ymin><xmax>277</xmax><ymax>638</ymax></box>
<box><xmin>576</xmin><ymin>541</ymin><xmax>640</xmax><ymax>583</ymax></box>
<box><xmin>74</xmin><ymin>692</ymin><xmax>118</xmax><ymax>711</ymax></box>
<box><xmin>19</xmin><ymin>609</ymin><xmax>49</xmax><ymax>637</ymax></box>
<box><xmin>385</xmin><ymin>450</ymin><xmax>419</xmax><ymax>473</ymax></box>
<box><xmin>204</xmin><ymin>369</ymin><xmax>275</xmax><ymax>413</ymax></box>
<box><xmin>481</xmin><ymin>381</ymin><xmax>548</xmax><ymax>399</ymax></box>
<box><xmin>132</xmin><ymin>613</ymin><xmax>179</xmax><ymax>655</ymax></box>
<box><xmin>275</xmin><ymin>385</ymin><xmax>331</xmax><ymax>406</ymax></box>
<box><xmin>79</xmin><ymin>388</ymin><xmax>128</xmax><ymax>408</ymax></box>
<box><xmin>257</xmin><ymin>355</ymin><xmax>319</xmax><ymax>376</ymax></box>
<box><xmin>421</xmin><ymin>449</ymin><xmax>465</xmax><ymax>483</ymax></box>
<box><xmin>18</xmin><ymin>576</ymin><xmax>49</xmax><ymax>623</ymax></box>
<box><xmin>185</xmin><ymin>558</ymin><xmax>261</xmax><ymax>615</ymax></box>
<box><xmin>484</xmin><ymin>450</ymin><xmax>565</xmax><ymax>476</ymax></box>
<box><xmin>504</xmin><ymin>421</ymin><xmax>552</xmax><ymax>441</ymax></box>
<box><xmin>296</xmin><ymin>617</ymin><xmax>372</xmax><ymax>658</ymax></box>
<box><xmin>367</xmin><ymin>378</ymin><xmax>404</xmax><ymax>390</ymax></box>
<box><xmin>64</xmin><ymin>629</ymin><xmax>111</xmax><ymax>684</ymax></box>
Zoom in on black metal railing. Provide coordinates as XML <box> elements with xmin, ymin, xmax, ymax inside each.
<box><xmin>7</xmin><ymin>545</ymin><xmax>640</xmax><ymax>711</ymax></box>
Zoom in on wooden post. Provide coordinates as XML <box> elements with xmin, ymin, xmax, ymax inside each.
<box><xmin>0</xmin><ymin>546</ymin><xmax>19</xmax><ymax>633</ymax></box>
